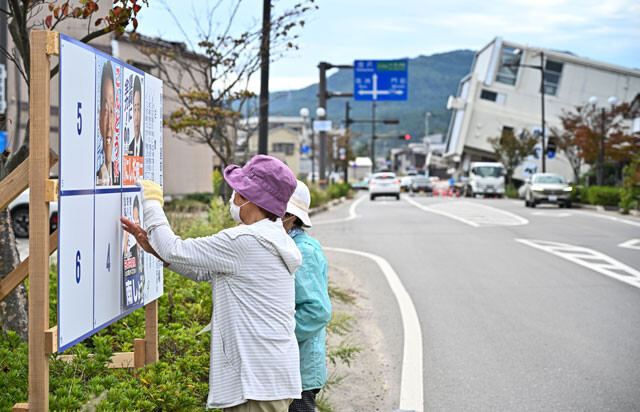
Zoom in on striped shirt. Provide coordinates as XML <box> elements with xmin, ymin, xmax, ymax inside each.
<box><xmin>145</xmin><ymin>203</ymin><xmax>303</xmax><ymax>409</ymax></box>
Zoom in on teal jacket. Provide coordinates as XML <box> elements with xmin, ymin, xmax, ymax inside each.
<box><xmin>291</xmin><ymin>230</ymin><xmax>332</xmax><ymax>391</ymax></box>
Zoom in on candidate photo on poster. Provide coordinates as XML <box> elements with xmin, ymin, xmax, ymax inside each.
<box><xmin>96</xmin><ymin>59</ymin><xmax>120</xmax><ymax>186</ymax></box>
<box><xmin>128</xmin><ymin>75</ymin><xmax>143</xmax><ymax>157</ymax></box>
<box><xmin>122</xmin><ymin>193</ymin><xmax>144</xmax><ymax>309</ymax></box>
<box><xmin>123</xmin><ymin>72</ymin><xmax>144</xmax><ymax>186</ymax></box>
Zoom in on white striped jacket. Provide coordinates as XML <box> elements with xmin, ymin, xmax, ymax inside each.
<box><xmin>145</xmin><ymin>203</ymin><xmax>303</xmax><ymax>409</ymax></box>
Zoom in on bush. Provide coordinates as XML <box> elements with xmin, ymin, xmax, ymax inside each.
<box><xmin>326</xmin><ymin>183</ymin><xmax>350</xmax><ymax>200</ymax></box>
<box><xmin>309</xmin><ymin>185</ymin><xmax>329</xmax><ymax>209</ymax></box>
<box><xmin>504</xmin><ymin>184</ymin><xmax>518</xmax><ymax>199</ymax></box>
<box><xmin>619</xmin><ymin>159</ymin><xmax>640</xmax><ymax>214</ymax></box>
<box><xmin>583</xmin><ymin>186</ymin><xmax>622</xmax><ymax>206</ymax></box>
<box><xmin>183</xmin><ymin>192</ymin><xmax>213</xmax><ymax>204</ymax></box>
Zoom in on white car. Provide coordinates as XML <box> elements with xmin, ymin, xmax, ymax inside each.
<box><xmin>523</xmin><ymin>173</ymin><xmax>573</xmax><ymax>208</ymax></box>
<box><xmin>369</xmin><ymin>172</ymin><xmax>401</xmax><ymax>200</ymax></box>
<box><xmin>8</xmin><ymin>188</ymin><xmax>59</xmax><ymax>238</ymax></box>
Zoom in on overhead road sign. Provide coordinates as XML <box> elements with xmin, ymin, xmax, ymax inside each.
<box><xmin>354</xmin><ymin>59</ymin><xmax>408</xmax><ymax>101</ymax></box>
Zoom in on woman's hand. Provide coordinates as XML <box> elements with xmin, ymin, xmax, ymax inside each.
<box><xmin>120</xmin><ymin>217</ymin><xmax>168</xmax><ymax>265</ymax></box>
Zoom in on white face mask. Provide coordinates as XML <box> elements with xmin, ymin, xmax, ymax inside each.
<box><xmin>229</xmin><ymin>191</ymin><xmax>250</xmax><ymax>223</ymax></box>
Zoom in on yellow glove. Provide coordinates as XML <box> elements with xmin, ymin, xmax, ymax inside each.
<box><xmin>136</xmin><ymin>179</ymin><xmax>164</xmax><ymax>207</ymax></box>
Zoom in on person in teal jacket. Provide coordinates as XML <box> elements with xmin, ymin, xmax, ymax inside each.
<box><xmin>282</xmin><ymin>180</ymin><xmax>332</xmax><ymax>412</ymax></box>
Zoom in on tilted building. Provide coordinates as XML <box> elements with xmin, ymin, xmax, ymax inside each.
<box><xmin>444</xmin><ymin>37</ymin><xmax>640</xmax><ymax>182</ymax></box>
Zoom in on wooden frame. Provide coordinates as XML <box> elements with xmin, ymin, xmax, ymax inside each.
<box><xmin>0</xmin><ymin>30</ymin><xmax>159</xmax><ymax>412</ymax></box>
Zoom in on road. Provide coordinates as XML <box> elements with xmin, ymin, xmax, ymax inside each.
<box><xmin>309</xmin><ymin>192</ymin><xmax>640</xmax><ymax>412</ymax></box>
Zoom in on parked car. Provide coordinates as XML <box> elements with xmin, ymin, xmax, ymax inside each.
<box><xmin>369</xmin><ymin>172</ymin><xmax>401</xmax><ymax>200</ymax></box>
<box><xmin>350</xmin><ymin>177</ymin><xmax>370</xmax><ymax>191</ymax></box>
<box><xmin>8</xmin><ymin>188</ymin><xmax>58</xmax><ymax>238</ymax></box>
<box><xmin>409</xmin><ymin>176</ymin><xmax>433</xmax><ymax>194</ymax></box>
<box><xmin>400</xmin><ymin>176</ymin><xmax>413</xmax><ymax>192</ymax></box>
<box><xmin>523</xmin><ymin>173</ymin><xmax>573</xmax><ymax>208</ymax></box>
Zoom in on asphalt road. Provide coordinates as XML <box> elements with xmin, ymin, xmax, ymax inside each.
<box><xmin>309</xmin><ymin>192</ymin><xmax>640</xmax><ymax>412</ymax></box>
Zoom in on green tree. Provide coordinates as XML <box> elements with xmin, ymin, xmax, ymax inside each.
<box><xmin>488</xmin><ymin>128</ymin><xmax>538</xmax><ymax>185</ymax></box>
<box><xmin>0</xmin><ymin>0</ymin><xmax>147</xmax><ymax>341</ymax></box>
<box><xmin>134</xmin><ymin>0</ymin><xmax>317</xmax><ymax>169</ymax></box>
<box><xmin>551</xmin><ymin>101</ymin><xmax>639</xmax><ymax>184</ymax></box>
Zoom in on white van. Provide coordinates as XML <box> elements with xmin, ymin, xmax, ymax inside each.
<box><xmin>464</xmin><ymin>162</ymin><xmax>505</xmax><ymax>198</ymax></box>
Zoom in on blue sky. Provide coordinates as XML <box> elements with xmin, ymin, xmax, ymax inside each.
<box><xmin>137</xmin><ymin>0</ymin><xmax>640</xmax><ymax>92</ymax></box>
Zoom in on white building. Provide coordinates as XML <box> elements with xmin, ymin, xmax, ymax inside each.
<box><xmin>444</xmin><ymin>37</ymin><xmax>640</xmax><ymax>182</ymax></box>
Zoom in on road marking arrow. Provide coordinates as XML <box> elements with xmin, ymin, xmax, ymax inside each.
<box><xmin>618</xmin><ymin>239</ymin><xmax>640</xmax><ymax>250</ymax></box>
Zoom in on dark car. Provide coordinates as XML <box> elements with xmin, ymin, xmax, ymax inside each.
<box><xmin>410</xmin><ymin>177</ymin><xmax>433</xmax><ymax>194</ymax></box>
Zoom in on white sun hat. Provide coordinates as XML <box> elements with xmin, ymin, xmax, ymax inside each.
<box><xmin>286</xmin><ymin>179</ymin><xmax>312</xmax><ymax>227</ymax></box>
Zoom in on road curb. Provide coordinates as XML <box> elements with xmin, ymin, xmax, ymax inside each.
<box><xmin>308</xmin><ymin>196</ymin><xmax>349</xmax><ymax>217</ymax></box>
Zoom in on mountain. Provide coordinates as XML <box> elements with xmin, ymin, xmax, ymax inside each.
<box><xmin>266</xmin><ymin>49</ymin><xmax>475</xmax><ymax>152</ymax></box>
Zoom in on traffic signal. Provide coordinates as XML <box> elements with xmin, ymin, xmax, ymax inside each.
<box><xmin>547</xmin><ymin>136</ymin><xmax>557</xmax><ymax>159</ymax></box>
<box><xmin>398</xmin><ymin>134</ymin><xmax>411</xmax><ymax>141</ymax></box>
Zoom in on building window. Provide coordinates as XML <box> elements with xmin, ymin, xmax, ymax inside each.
<box><xmin>273</xmin><ymin>143</ymin><xmax>294</xmax><ymax>155</ymax></box>
<box><xmin>542</xmin><ymin>60</ymin><xmax>563</xmax><ymax>96</ymax></box>
<box><xmin>496</xmin><ymin>46</ymin><xmax>521</xmax><ymax>85</ymax></box>
<box><xmin>480</xmin><ymin>89</ymin><xmax>498</xmax><ymax>101</ymax></box>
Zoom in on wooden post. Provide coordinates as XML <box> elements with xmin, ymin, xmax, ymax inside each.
<box><xmin>28</xmin><ymin>30</ymin><xmax>58</xmax><ymax>412</ymax></box>
<box><xmin>144</xmin><ymin>300</ymin><xmax>159</xmax><ymax>364</ymax></box>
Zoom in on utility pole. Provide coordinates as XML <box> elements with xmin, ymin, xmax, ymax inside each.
<box><xmin>257</xmin><ymin>0</ymin><xmax>271</xmax><ymax>155</ymax></box>
<box><xmin>371</xmin><ymin>102</ymin><xmax>376</xmax><ymax>171</ymax></box>
<box><xmin>343</xmin><ymin>102</ymin><xmax>352</xmax><ymax>183</ymax></box>
<box><xmin>540</xmin><ymin>51</ymin><xmax>546</xmax><ymax>173</ymax></box>
<box><xmin>318</xmin><ymin>62</ymin><xmax>328</xmax><ymax>184</ymax></box>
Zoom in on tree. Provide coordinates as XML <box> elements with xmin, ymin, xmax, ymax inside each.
<box><xmin>551</xmin><ymin>101</ymin><xmax>639</xmax><ymax>183</ymax></box>
<box><xmin>0</xmin><ymin>0</ymin><xmax>147</xmax><ymax>341</ymax></box>
<box><xmin>134</xmin><ymin>0</ymin><xmax>317</xmax><ymax>171</ymax></box>
<box><xmin>488</xmin><ymin>128</ymin><xmax>538</xmax><ymax>185</ymax></box>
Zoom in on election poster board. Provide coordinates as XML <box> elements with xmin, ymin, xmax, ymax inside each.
<box><xmin>57</xmin><ymin>34</ymin><xmax>163</xmax><ymax>353</ymax></box>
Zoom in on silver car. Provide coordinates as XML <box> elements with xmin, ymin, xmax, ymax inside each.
<box><xmin>523</xmin><ymin>173</ymin><xmax>573</xmax><ymax>208</ymax></box>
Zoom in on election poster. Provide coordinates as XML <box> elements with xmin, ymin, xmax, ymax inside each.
<box><xmin>123</xmin><ymin>69</ymin><xmax>144</xmax><ymax>186</ymax></box>
<box><xmin>122</xmin><ymin>192</ymin><xmax>144</xmax><ymax>310</ymax></box>
<box><xmin>57</xmin><ymin>34</ymin><xmax>164</xmax><ymax>352</ymax></box>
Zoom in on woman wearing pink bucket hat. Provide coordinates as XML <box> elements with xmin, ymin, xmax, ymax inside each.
<box><xmin>122</xmin><ymin>155</ymin><xmax>303</xmax><ymax>411</ymax></box>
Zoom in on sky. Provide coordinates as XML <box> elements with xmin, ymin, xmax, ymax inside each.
<box><xmin>136</xmin><ymin>0</ymin><xmax>640</xmax><ymax>93</ymax></box>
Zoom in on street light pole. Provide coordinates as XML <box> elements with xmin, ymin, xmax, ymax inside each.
<box><xmin>506</xmin><ymin>52</ymin><xmax>546</xmax><ymax>172</ymax></box>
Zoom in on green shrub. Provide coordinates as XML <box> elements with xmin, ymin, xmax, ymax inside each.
<box><xmin>584</xmin><ymin>186</ymin><xmax>621</xmax><ymax>206</ymax></box>
<box><xmin>619</xmin><ymin>159</ymin><xmax>640</xmax><ymax>214</ymax></box>
<box><xmin>309</xmin><ymin>185</ymin><xmax>329</xmax><ymax>209</ymax></box>
<box><xmin>326</xmin><ymin>183</ymin><xmax>350</xmax><ymax>200</ymax></box>
<box><xmin>183</xmin><ymin>192</ymin><xmax>213</xmax><ymax>204</ymax></box>
<box><xmin>504</xmin><ymin>184</ymin><xmax>518</xmax><ymax>199</ymax></box>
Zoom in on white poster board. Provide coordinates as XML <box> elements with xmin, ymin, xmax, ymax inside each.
<box><xmin>57</xmin><ymin>34</ymin><xmax>164</xmax><ymax>352</ymax></box>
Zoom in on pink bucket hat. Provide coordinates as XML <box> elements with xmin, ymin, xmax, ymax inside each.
<box><xmin>223</xmin><ymin>155</ymin><xmax>297</xmax><ymax>217</ymax></box>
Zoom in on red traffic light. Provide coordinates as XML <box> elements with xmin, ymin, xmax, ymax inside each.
<box><xmin>404</xmin><ymin>134</ymin><xmax>411</xmax><ymax>141</ymax></box>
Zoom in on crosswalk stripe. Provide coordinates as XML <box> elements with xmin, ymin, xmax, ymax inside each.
<box><xmin>516</xmin><ymin>239</ymin><xmax>640</xmax><ymax>290</ymax></box>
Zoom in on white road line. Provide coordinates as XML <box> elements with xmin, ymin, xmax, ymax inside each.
<box><xmin>515</xmin><ymin>239</ymin><xmax>640</xmax><ymax>289</ymax></box>
<box><xmin>571</xmin><ymin>210</ymin><xmax>640</xmax><ymax>228</ymax></box>
<box><xmin>619</xmin><ymin>239</ymin><xmax>640</xmax><ymax>251</ymax></box>
<box><xmin>531</xmin><ymin>211</ymin><xmax>572</xmax><ymax>218</ymax></box>
<box><xmin>313</xmin><ymin>194</ymin><xmax>367</xmax><ymax>225</ymax></box>
<box><xmin>324</xmin><ymin>247</ymin><xmax>424</xmax><ymax>412</ymax></box>
<box><xmin>404</xmin><ymin>196</ymin><xmax>529</xmax><ymax>227</ymax></box>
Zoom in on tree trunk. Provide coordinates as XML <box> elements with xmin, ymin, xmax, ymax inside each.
<box><xmin>0</xmin><ymin>142</ymin><xmax>31</xmax><ymax>341</ymax></box>
<box><xmin>0</xmin><ymin>208</ymin><xmax>29</xmax><ymax>341</ymax></box>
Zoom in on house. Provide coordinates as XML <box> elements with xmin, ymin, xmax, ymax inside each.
<box><xmin>444</xmin><ymin>37</ymin><xmax>640</xmax><ymax>182</ymax></box>
<box><xmin>247</xmin><ymin>126</ymin><xmax>302</xmax><ymax>176</ymax></box>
